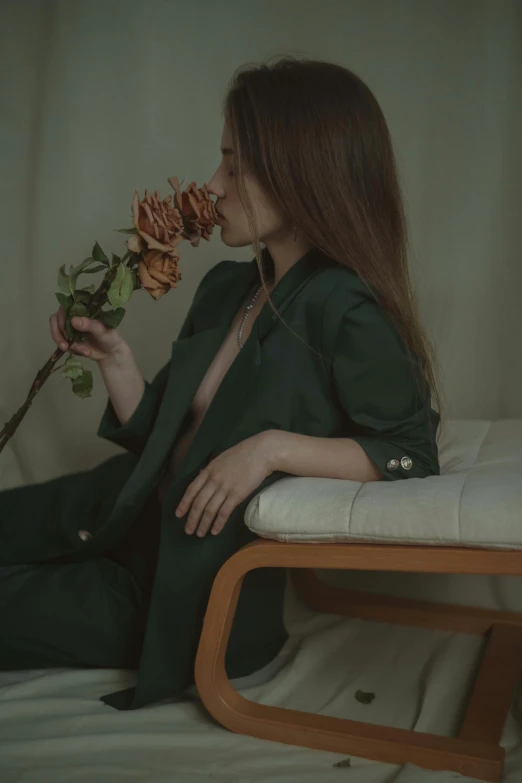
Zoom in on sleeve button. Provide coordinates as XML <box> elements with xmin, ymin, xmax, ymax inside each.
<box><xmin>400</xmin><ymin>456</ymin><xmax>413</xmax><ymax>470</ymax></box>
<box><xmin>386</xmin><ymin>459</ymin><xmax>400</xmax><ymax>471</ymax></box>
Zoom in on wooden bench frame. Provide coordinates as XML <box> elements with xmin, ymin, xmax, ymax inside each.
<box><xmin>195</xmin><ymin>539</ymin><xmax>522</xmax><ymax>782</ymax></box>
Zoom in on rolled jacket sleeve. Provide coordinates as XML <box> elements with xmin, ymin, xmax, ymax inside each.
<box><xmin>96</xmin><ymin>361</ymin><xmax>171</xmax><ymax>457</ymax></box>
<box><xmin>331</xmin><ymin>300</ymin><xmax>441</xmax><ymax>481</ymax></box>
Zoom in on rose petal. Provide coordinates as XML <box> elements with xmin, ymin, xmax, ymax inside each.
<box><xmin>125</xmin><ymin>234</ymin><xmax>143</xmax><ymax>254</ymax></box>
<box><xmin>132</xmin><ymin>191</ymin><xmax>141</xmax><ymax>230</ymax></box>
<box><xmin>138</xmin><ymin>230</ymin><xmax>176</xmax><ymax>253</ymax></box>
<box><xmin>138</xmin><ymin>260</ymin><xmax>156</xmax><ymax>287</ymax></box>
<box><xmin>167</xmin><ymin>175</ymin><xmax>181</xmax><ymax>193</ymax></box>
<box><xmin>147</xmin><ymin>267</ymin><xmax>173</xmax><ymax>285</ymax></box>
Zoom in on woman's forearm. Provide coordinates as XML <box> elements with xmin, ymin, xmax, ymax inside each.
<box><xmin>265</xmin><ymin>430</ymin><xmax>383</xmax><ymax>483</ymax></box>
<box><xmin>98</xmin><ymin>345</ymin><xmax>146</xmax><ymax>426</ymax></box>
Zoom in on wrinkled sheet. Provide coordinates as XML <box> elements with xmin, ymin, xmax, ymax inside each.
<box><xmin>2</xmin><ymin>577</ymin><xmax>522</xmax><ymax>783</ymax></box>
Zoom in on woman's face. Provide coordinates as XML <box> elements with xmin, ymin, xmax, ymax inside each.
<box><xmin>206</xmin><ymin>122</ymin><xmax>291</xmax><ymax>247</ymax></box>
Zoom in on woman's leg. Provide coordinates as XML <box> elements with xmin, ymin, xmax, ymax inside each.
<box><xmin>0</xmin><ymin>557</ymin><xmax>150</xmax><ymax>671</ymax></box>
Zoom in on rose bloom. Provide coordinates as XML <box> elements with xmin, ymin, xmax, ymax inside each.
<box><xmin>138</xmin><ymin>249</ymin><xmax>182</xmax><ymax>300</ymax></box>
<box><xmin>126</xmin><ymin>189</ymin><xmax>184</xmax><ymax>256</ymax></box>
<box><xmin>168</xmin><ymin>176</ymin><xmax>218</xmax><ymax>247</ymax></box>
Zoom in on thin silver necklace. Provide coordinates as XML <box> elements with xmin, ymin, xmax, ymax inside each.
<box><xmin>237</xmin><ymin>283</ymin><xmax>264</xmax><ymax>349</ymax></box>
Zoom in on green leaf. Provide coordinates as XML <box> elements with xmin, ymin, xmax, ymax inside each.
<box><xmin>115</xmin><ymin>227</ymin><xmax>138</xmax><ymax>234</ymax></box>
<box><xmin>67</xmin><ymin>257</ymin><xmax>100</xmax><ymax>295</ymax></box>
<box><xmin>131</xmin><ymin>269</ymin><xmax>139</xmax><ymax>289</ymax></box>
<box><xmin>107</xmin><ymin>263</ymin><xmax>124</xmax><ymax>305</ymax></box>
<box><xmin>355</xmin><ymin>690</ymin><xmax>375</xmax><ymax>704</ymax></box>
<box><xmin>61</xmin><ymin>356</ymin><xmax>94</xmax><ymax>398</ymax></box>
<box><xmin>97</xmin><ymin>307</ymin><xmax>125</xmax><ymax>328</ymax></box>
<box><xmin>61</xmin><ymin>355</ymin><xmax>84</xmax><ymax>381</ymax></box>
<box><xmin>111</xmin><ymin>253</ymin><xmax>122</xmax><ymax>265</ymax></box>
<box><xmin>82</xmin><ymin>264</ymin><xmax>108</xmax><ymax>274</ymax></box>
<box><xmin>69</xmin><ymin>302</ymin><xmax>89</xmax><ymax>319</ymax></box>
<box><xmin>79</xmin><ymin>284</ymin><xmax>96</xmax><ymax>294</ymax></box>
<box><xmin>72</xmin><ymin>369</ymin><xmax>93</xmax><ymax>398</ymax></box>
<box><xmin>120</xmin><ymin>267</ymin><xmax>134</xmax><ymax>304</ymax></box>
<box><xmin>73</xmin><ymin>290</ymin><xmax>92</xmax><ymax>305</ymax></box>
<box><xmin>65</xmin><ymin>320</ymin><xmax>75</xmax><ymax>341</ymax></box>
<box><xmin>92</xmin><ymin>241</ymin><xmax>109</xmax><ymax>264</ymax></box>
<box><xmin>55</xmin><ymin>292</ymin><xmax>74</xmax><ymax>310</ymax></box>
<box><xmin>107</xmin><ymin>263</ymin><xmax>134</xmax><ymax>308</ymax></box>
<box><xmin>57</xmin><ymin>264</ymin><xmax>71</xmax><ymax>296</ymax></box>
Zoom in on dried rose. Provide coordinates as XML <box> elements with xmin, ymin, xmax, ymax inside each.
<box><xmin>127</xmin><ymin>189</ymin><xmax>184</xmax><ymax>256</ymax></box>
<box><xmin>168</xmin><ymin>176</ymin><xmax>218</xmax><ymax>247</ymax></box>
<box><xmin>138</xmin><ymin>249</ymin><xmax>182</xmax><ymax>300</ymax></box>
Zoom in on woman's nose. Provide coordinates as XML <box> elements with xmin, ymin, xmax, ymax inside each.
<box><xmin>206</xmin><ymin>171</ymin><xmax>225</xmax><ymax>198</ymax></box>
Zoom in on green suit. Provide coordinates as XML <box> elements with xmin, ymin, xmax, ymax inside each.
<box><xmin>0</xmin><ymin>246</ymin><xmax>440</xmax><ymax>710</ymax></box>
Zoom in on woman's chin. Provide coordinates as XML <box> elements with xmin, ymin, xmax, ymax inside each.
<box><xmin>217</xmin><ymin>226</ymin><xmax>252</xmax><ymax>249</ymax></box>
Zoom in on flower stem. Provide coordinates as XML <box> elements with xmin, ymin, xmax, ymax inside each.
<box><xmin>50</xmin><ymin>361</ymin><xmax>68</xmax><ymax>374</ymax></box>
<box><xmin>0</xmin><ymin>345</ymin><xmax>65</xmax><ymax>455</ymax></box>
<box><xmin>0</xmin><ymin>262</ymin><xmax>121</xmax><ymax>457</ymax></box>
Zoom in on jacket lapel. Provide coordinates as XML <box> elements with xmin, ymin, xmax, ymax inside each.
<box><xmin>170</xmin><ymin>247</ymin><xmax>328</xmax><ymax>485</ymax></box>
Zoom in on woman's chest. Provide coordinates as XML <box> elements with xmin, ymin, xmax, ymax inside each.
<box><xmin>191</xmin><ymin>288</ymin><xmax>266</xmax><ymax>417</ymax></box>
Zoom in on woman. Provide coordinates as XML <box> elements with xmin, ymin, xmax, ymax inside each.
<box><xmin>0</xmin><ymin>57</ymin><xmax>445</xmax><ymax>711</ymax></box>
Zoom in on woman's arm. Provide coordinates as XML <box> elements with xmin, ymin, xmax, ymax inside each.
<box><xmin>98</xmin><ymin>345</ymin><xmax>146</xmax><ymax>426</ymax></box>
<box><xmin>264</xmin><ymin>431</ymin><xmax>383</xmax><ymax>483</ymax></box>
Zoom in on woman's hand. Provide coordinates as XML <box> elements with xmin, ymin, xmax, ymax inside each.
<box><xmin>49</xmin><ymin>306</ymin><xmax>128</xmax><ymax>363</ymax></box>
<box><xmin>175</xmin><ymin>432</ymin><xmax>276</xmax><ymax>537</ymax></box>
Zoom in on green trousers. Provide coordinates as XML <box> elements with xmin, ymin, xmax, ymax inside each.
<box><xmin>0</xmin><ymin>492</ymin><xmax>160</xmax><ymax>672</ymax></box>
<box><xmin>0</xmin><ymin>462</ymin><xmax>289</xmax><ymax>711</ymax></box>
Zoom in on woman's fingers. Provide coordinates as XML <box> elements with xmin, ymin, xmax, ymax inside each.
<box><xmin>57</xmin><ymin>307</ymin><xmax>69</xmax><ymax>345</ymax></box>
<box><xmin>71</xmin><ymin>316</ymin><xmax>104</xmax><ymax>334</ymax></box>
<box><xmin>57</xmin><ymin>306</ymin><xmax>66</xmax><ymax>333</ymax></box>
<box><xmin>70</xmin><ymin>342</ymin><xmax>90</xmax><ymax>356</ymax></box>
<box><xmin>50</xmin><ymin>313</ymin><xmax>122</xmax><ymax>361</ymax></box>
<box><xmin>50</xmin><ymin>312</ymin><xmax>104</xmax><ymax>355</ymax></box>
<box><xmin>49</xmin><ymin>312</ymin><xmax>69</xmax><ymax>350</ymax></box>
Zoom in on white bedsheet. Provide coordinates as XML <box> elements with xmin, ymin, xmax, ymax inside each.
<box><xmin>2</xmin><ymin>574</ymin><xmax>522</xmax><ymax>783</ymax></box>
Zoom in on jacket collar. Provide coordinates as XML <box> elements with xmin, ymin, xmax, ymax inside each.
<box><xmin>246</xmin><ymin>244</ymin><xmax>330</xmax><ymax>343</ymax></box>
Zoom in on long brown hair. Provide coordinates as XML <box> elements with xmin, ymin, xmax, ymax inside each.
<box><xmin>223</xmin><ymin>56</ymin><xmax>447</xmax><ymax>442</ymax></box>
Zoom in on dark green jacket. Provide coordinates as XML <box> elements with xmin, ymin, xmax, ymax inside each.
<box><xmin>0</xmin><ymin>246</ymin><xmax>440</xmax><ymax>710</ymax></box>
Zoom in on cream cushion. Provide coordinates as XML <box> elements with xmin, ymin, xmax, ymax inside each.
<box><xmin>244</xmin><ymin>419</ymin><xmax>522</xmax><ymax>550</ymax></box>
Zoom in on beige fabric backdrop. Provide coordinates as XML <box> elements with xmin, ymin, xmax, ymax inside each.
<box><xmin>1</xmin><ymin>0</ymin><xmax>521</xmax><ymax>640</ymax></box>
